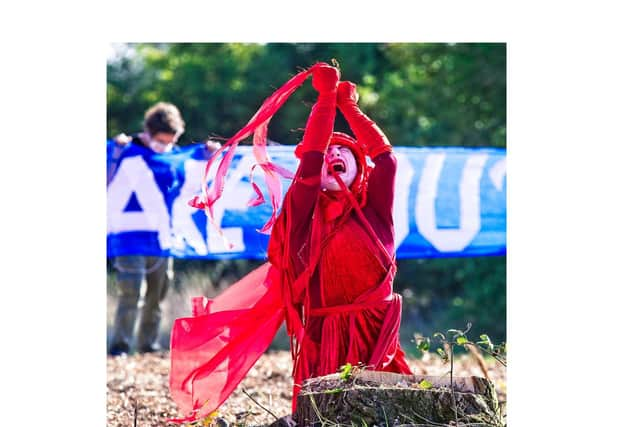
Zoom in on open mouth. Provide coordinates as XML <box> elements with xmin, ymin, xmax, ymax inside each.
<box><xmin>330</xmin><ymin>160</ymin><xmax>346</xmax><ymax>173</ymax></box>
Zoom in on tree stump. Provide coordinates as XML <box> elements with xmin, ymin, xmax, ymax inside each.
<box><xmin>293</xmin><ymin>371</ymin><xmax>504</xmax><ymax>426</ymax></box>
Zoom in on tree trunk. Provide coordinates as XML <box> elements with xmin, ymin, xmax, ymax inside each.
<box><xmin>293</xmin><ymin>371</ymin><xmax>504</xmax><ymax>427</ymax></box>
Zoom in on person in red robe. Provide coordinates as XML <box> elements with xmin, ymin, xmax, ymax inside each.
<box><xmin>169</xmin><ymin>63</ymin><xmax>411</xmax><ymax>423</ymax></box>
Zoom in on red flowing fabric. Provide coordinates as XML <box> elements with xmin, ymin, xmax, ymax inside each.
<box><xmin>170</xmin><ymin>65</ymin><xmax>320</xmax><ymax>422</ymax></box>
<box><xmin>169</xmin><ymin>263</ymin><xmax>285</xmax><ymax>422</ymax></box>
<box><xmin>188</xmin><ymin>65</ymin><xmax>318</xmax><ymax>244</ymax></box>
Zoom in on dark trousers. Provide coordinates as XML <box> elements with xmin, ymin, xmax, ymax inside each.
<box><xmin>110</xmin><ymin>256</ymin><xmax>172</xmax><ymax>351</ymax></box>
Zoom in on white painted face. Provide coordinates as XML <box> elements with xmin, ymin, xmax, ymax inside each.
<box><xmin>321</xmin><ymin>145</ymin><xmax>358</xmax><ymax>191</ymax></box>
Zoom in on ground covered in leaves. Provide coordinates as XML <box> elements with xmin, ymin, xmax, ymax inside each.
<box><xmin>107</xmin><ymin>351</ymin><xmax>506</xmax><ymax>427</ymax></box>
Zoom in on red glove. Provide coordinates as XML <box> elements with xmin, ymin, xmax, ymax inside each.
<box><xmin>295</xmin><ymin>64</ymin><xmax>340</xmax><ymax>157</ymax></box>
<box><xmin>311</xmin><ymin>63</ymin><xmax>340</xmax><ymax>94</ymax></box>
<box><xmin>337</xmin><ymin>81</ymin><xmax>359</xmax><ymax>105</ymax></box>
<box><xmin>336</xmin><ymin>81</ymin><xmax>392</xmax><ymax>159</ymax></box>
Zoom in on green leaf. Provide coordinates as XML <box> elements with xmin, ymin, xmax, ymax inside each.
<box><xmin>339</xmin><ymin>363</ymin><xmax>353</xmax><ymax>381</ymax></box>
<box><xmin>477</xmin><ymin>334</ymin><xmax>494</xmax><ymax>351</ymax></box>
<box><xmin>418</xmin><ymin>379</ymin><xmax>433</xmax><ymax>389</ymax></box>
<box><xmin>455</xmin><ymin>336</ymin><xmax>468</xmax><ymax>345</ymax></box>
<box><xmin>416</xmin><ymin>337</ymin><xmax>431</xmax><ymax>352</ymax></box>
<box><xmin>436</xmin><ymin>348</ymin><xmax>448</xmax><ymax>361</ymax></box>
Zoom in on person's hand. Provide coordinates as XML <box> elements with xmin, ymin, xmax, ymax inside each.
<box><xmin>114</xmin><ymin>133</ymin><xmax>132</xmax><ymax>146</ymax></box>
<box><xmin>311</xmin><ymin>63</ymin><xmax>340</xmax><ymax>93</ymax></box>
<box><xmin>205</xmin><ymin>140</ymin><xmax>222</xmax><ymax>153</ymax></box>
<box><xmin>337</xmin><ymin>81</ymin><xmax>359</xmax><ymax>106</ymax></box>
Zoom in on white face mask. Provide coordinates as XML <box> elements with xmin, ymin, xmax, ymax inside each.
<box><xmin>149</xmin><ymin>140</ymin><xmax>174</xmax><ymax>154</ymax></box>
<box><xmin>321</xmin><ymin>145</ymin><xmax>358</xmax><ymax>191</ymax></box>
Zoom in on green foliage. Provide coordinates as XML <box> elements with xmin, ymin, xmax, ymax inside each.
<box><xmin>417</xmin><ymin>325</ymin><xmax>506</xmax><ymax>426</ymax></box>
<box><xmin>455</xmin><ymin>336</ymin><xmax>468</xmax><ymax>345</ymax></box>
<box><xmin>419</xmin><ymin>324</ymin><xmax>507</xmax><ymax>368</ymax></box>
<box><xmin>397</xmin><ymin>256</ymin><xmax>506</xmax><ymax>346</ymax></box>
<box><xmin>108</xmin><ymin>43</ymin><xmax>505</xmax><ymax>150</ymax></box>
<box><xmin>477</xmin><ymin>334</ymin><xmax>494</xmax><ymax>352</ymax></box>
<box><xmin>377</xmin><ymin>43</ymin><xmax>506</xmax><ymax>148</ymax></box>
<box><xmin>418</xmin><ymin>379</ymin><xmax>433</xmax><ymax>390</ymax></box>
<box><xmin>415</xmin><ymin>334</ymin><xmax>431</xmax><ymax>352</ymax></box>
<box><xmin>338</xmin><ymin>362</ymin><xmax>353</xmax><ymax>381</ymax></box>
<box><xmin>436</xmin><ymin>347</ymin><xmax>448</xmax><ymax>362</ymax></box>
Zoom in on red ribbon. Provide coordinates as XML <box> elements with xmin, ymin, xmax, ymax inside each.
<box><xmin>189</xmin><ymin>64</ymin><xmax>328</xmax><ymax>247</ymax></box>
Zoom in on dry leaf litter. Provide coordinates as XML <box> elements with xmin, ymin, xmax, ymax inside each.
<box><xmin>107</xmin><ymin>350</ymin><xmax>506</xmax><ymax>427</ymax></box>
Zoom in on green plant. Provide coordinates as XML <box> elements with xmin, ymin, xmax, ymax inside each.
<box><xmin>338</xmin><ymin>362</ymin><xmax>353</xmax><ymax>381</ymax></box>
<box><xmin>415</xmin><ymin>322</ymin><xmax>507</xmax><ymax>426</ymax></box>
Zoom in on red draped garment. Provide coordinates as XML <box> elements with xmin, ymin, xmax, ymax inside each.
<box><xmin>169</xmin><ymin>65</ymin><xmax>410</xmax><ymax>423</ymax></box>
<box><xmin>169</xmin><ymin>152</ymin><xmax>411</xmax><ymax>422</ymax></box>
<box><xmin>268</xmin><ymin>150</ymin><xmax>412</xmax><ymax>409</ymax></box>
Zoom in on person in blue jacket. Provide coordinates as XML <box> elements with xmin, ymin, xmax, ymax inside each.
<box><xmin>108</xmin><ymin>102</ymin><xmax>185</xmax><ymax>356</ymax></box>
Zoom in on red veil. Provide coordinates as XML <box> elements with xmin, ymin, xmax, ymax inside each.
<box><xmin>169</xmin><ymin>263</ymin><xmax>283</xmax><ymax>422</ymax></box>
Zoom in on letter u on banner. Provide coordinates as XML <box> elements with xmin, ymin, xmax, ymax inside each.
<box><xmin>415</xmin><ymin>153</ymin><xmax>488</xmax><ymax>253</ymax></box>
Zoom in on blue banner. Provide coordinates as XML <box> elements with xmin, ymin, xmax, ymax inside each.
<box><xmin>107</xmin><ymin>140</ymin><xmax>506</xmax><ymax>259</ymax></box>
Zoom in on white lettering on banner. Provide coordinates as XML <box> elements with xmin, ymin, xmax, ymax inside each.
<box><xmin>205</xmin><ymin>154</ymin><xmax>257</xmax><ymax>253</ymax></box>
<box><xmin>107</xmin><ymin>156</ymin><xmax>172</xmax><ymax>249</ymax></box>
<box><xmin>415</xmin><ymin>153</ymin><xmax>488</xmax><ymax>252</ymax></box>
<box><xmin>392</xmin><ymin>153</ymin><xmax>413</xmax><ymax>249</ymax></box>
<box><xmin>489</xmin><ymin>158</ymin><xmax>506</xmax><ymax>191</ymax></box>
<box><xmin>171</xmin><ymin>159</ymin><xmax>210</xmax><ymax>255</ymax></box>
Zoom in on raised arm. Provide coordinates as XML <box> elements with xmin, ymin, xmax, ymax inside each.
<box><xmin>268</xmin><ymin>64</ymin><xmax>340</xmax><ymax>272</ymax></box>
<box><xmin>336</xmin><ymin>81</ymin><xmax>396</xmax><ymax>222</ymax></box>
<box><xmin>288</xmin><ymin>64</ymin><xmax>340</xmax><ymax>215</ymax></box>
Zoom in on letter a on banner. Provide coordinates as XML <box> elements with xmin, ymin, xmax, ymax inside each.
<box><xmin>416</xmin><ymin>153</ymin><xmax>488</xmax><ymax>252</ymax></box>
<box><xmin>107</xmin><ymin>156</ymin><xmax>172</xmax><ymax>249</ymax></box>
